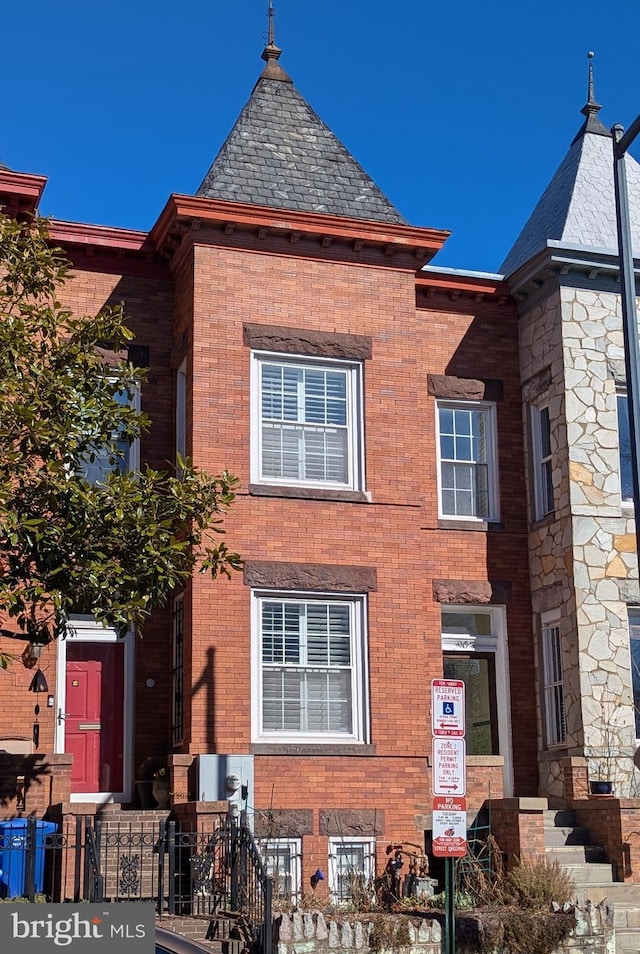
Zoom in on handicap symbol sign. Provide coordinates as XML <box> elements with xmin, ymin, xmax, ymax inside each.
<box><xmin>442</xmin><ymin>702</ymin><xmax>455</xmax><ymax>715</ymax></box>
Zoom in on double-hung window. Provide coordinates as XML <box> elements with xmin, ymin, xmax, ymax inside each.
<box><xmin>541</xmin><ymin>610</ymin><xmax>565</xmax><ymax>747</ymax></box>
<box><xmin>81</xmin><ymin>386</ymin><xmax>140</xmax><ymax>484</ymax></box>
<box><xmin>252</xmin><ymin>354</ymin><xmax>363</xmax><ymax>489</ymax></box>
<box><xmin>530</xmin><ymin>403</ymin><xmax>554</xmax><ymax>519</ymax></box>
<box><xmin>252</xmin><ymin>594</ymin><xmax>368</xmax><ymax>743</ymax></box>
<box><xmin>437</xmin><ymin>402</ymin><xmax>498</xmax><ymax>520</ymax></box>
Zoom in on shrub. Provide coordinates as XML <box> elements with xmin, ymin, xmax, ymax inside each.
<box><xmin>502</xmin><ymin>858</ymin><xmax>574</xmax><ymax>911</ymax></box>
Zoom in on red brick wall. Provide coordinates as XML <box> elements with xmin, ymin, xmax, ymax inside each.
<box><xmin>171</xmin><ymin>233</ymin><xmax>535</xmax><ymax>858</ymax></box>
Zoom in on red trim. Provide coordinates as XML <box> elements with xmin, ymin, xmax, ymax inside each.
<box><xmin>416</xmin><ymin>272</ymin><xmax>510</xmax><ymax>296</ymax></box>
<box><xmin>0</xmin><ymin>170</ymin><xmax>48</xmax><ymax>215</ymax></box>
<box><xmin>150</xmin><ymin>194</ymin><xmax>450</xmax><ymax>261</ymax></box>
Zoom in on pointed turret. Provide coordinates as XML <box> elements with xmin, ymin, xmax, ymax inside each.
<box><xmin>501</xmin><ymin>53</ymin><xmax>640</xmax><ymax>276</ymax></box>
<box><xmin>196</xmin><ymin>4</ymin><xmax>406</xmax><ymax>224</ymax></box>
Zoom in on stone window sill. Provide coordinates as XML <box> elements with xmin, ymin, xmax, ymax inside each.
<box><xmin>249</xmin><ymin>484</ymin><xmax>370</xmax><ymax>503</ymax></box>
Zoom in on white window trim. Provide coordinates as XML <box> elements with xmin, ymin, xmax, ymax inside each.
<box><xmin>441</xmin><ymin>605</ymin><xmax>513</xmax><ymax>796</ymax></box>
<box><xmin>540</xmin><ymin>608</ymin><xmax>565</xmax><ymax>748</ymax></box>
<box><xmin>251</xmin><ymin>590</ymin><xmax>370</xmax><ymax>745</ymax></box>
<box><xmin>328</xmin><ymin>837</ymin><xmax>376</xmax><ymax>903</ymax></box>
<box><xmin>250</xmin><ymin>351</ymin><xmax>364</xmax><ymax>491</ymax></box>
<box><xmin>530</xmin><ymin>403</ymin><xmax>553</xmax><ymax>519</ymax></box>
<box><xmin>257</xmin><ymin>837</ymin><xmax>302</xmax><ymax>902</ymax></box>
<box><xmin>435</xmin><ymin>400</ymin><xmax>499</xmax><ymax>522</ymax></box>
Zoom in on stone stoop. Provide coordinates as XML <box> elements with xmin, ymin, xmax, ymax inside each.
<box><xmin>542</xmin><ymin>811</ymin><xmax>640</xmax><ymax>953</ymax></box>
<box><xmin>544</xmin><ymin>809</ymin><xmax>615</xmax><ymax>888</ymax></box>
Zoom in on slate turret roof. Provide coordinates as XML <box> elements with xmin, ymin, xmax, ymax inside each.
<box><xmin>501</xmin><ymin>56</ymin><xmax>640</xmax><ymax>276</ymax></box>
<box><xmin>196</xmin><ymin>41</ymin><xmax>406</xmax><ymax>225</ymax></box>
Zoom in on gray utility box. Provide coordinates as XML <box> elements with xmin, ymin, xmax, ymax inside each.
<box><xmin>197</xmin><ymin>754</ymin><xmax>254</xmax><ymax>820</ymax></box>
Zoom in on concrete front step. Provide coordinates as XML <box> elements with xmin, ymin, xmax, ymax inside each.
<box><xmin>562</xmin><ymin>863</ymin><xmax>615</xmax><ymax>885</ymax></box>
<box><xmin>575</xmin><ymin>883</ymin><xmax>640</xmax><ymax>906</ymax></box>
<box><xmin>546</xmin><ymin>844</ymin><xmax>606</xmax><ymax>864</ymax></box>
<box><xmin>543</xmin><ymin>809</ymin><xmax>578</xmax><ymax>829</ymax></box>
<box><xmin>544</xmin><ymin>825</ymin><xmax>591</xmax><ymax>847</ymax></box>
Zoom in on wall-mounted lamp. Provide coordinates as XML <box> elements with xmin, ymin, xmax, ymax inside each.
<box><xmin>28</xmin><ymin>669</ymin><xmax>49</xmax><ymax>693</ymax></box>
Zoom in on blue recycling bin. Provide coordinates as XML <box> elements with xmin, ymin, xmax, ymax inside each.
<box><xmin>0</xmin><ymin>819</ymin><xmax>57</xmax><ymax>898</ymax></box>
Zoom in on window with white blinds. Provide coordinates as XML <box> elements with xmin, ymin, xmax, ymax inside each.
<box><xmin>436</xmin><ymin>402</ymin><xmax>498</xmax><ymax>520</ymax></box>
<box><xmin>252</xmin><ymin>354</ymin><xmax>362</xmax><ymax>489</ymax></box>
<box><xmin>252</xmin><ymin>594</ymin><xmax>368</xmax><ymax>743</ymax></box>
<box><xmin>541</xmin><ymin>611</ymin><xmax>565</xmax><ymax>747</ymax></box>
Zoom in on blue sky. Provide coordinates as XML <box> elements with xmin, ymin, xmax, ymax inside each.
<box><xmin>3</xmin><ymin>0</ymin><xmax>640</xmax><ymax>272</ymax></box>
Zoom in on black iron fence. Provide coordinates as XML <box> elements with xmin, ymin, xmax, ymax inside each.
<box><xmin>0</xmin><ymin>812</ymin><xmax>272</xmax><ymax>951</ymax></box>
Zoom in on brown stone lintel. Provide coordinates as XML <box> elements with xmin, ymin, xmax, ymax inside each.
<box><xmin>427</xmin><ymin>374</ymin><xmax>503</xmax><ymax>402</ymax></box>
<box><xmin>244</xmin><ymin>561</ymin><xmax>377</xmax><ymax>593</ymax></box>
<box><xmin>254</xmin><ymin>809</ymin><xmax>314</xmax><ymax>838</ymax></box>
<box><xmin>522</xmin><ymin>366</ymin><xmax>553</xmax><ymax>403</ymax></box>
<box><xmin>436</xmin><ymin>519</ymin><xmax>504</xmax><ymax>532</ymax></box>
<box><xmin>251</xmin><ymin>744</ymin><xmax>376</xmax><ymax>756</ymax></box>
<box><xmin>433</xmin><ymin>580</ymin><xmax>511</xmax><ymax>604</ymax></box>
<box><xmin>320</xmin><ymin>809</ymin><xmax>385</xmax><ymax>836</ymax></box>
<box><xmin>168</xmin><ymin>754</ymin><xmax>195</xmax><ymax>767</ymax></box>
<box><xmin>249</xmin><ymin>484</ymin><xmax>370</xmax><ymax>504</ymax></box>
<box><xmin>243</xmin><ymin>323</ymin><xmax>372</xmax><ymax>360</ymax></box>
<box><xmin>531</xmin><ymin>582</ymin><xmax>564</xmax><ymax>615</ymax></box>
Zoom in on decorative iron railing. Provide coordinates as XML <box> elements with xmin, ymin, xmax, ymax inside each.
<box><xmin>0</xmin><ymin>811</ymin><xmax>273</xmax><ymax>952</ymax></box>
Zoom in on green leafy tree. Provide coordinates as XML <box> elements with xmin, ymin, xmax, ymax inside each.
<box><xmin>0</xmin><ymin>214</ymin><xmax>241</xmax><ymax>666</ymax></box>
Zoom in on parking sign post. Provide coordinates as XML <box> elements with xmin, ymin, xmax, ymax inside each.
<box><xmin>431</xmin><ymin>679</ymin><xmax>468</xmax><ymax>954</ymax></box>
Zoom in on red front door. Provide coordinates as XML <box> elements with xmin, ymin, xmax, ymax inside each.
<box><xmin>66</xmin><ymin>643</ymin><xmax>124</xmax><ymax>793</ymax></box>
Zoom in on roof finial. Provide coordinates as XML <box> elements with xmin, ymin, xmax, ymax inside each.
<box><xmin>260</xmin><ymin>0</ymin><xmax>291</xmax><ymax>81</ymax></box>
<box><xmin>267</xmin><ymin>0</ymin><xmax>275</xmax><ymax>47</ymax></box>
<box><xmin>581</xmin><ymin>51</ymin><xmax>602</xmax><ymax>118</ymax></box>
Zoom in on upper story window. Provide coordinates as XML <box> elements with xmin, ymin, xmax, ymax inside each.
<box><xmin>251</xmin><ymin>354</ymin><xmax>363</xmax><ymax>490</ymax></box>
<box><xmin>436</xmin><ymin>402</ymin><xmax>498</xmax><ymax>520</ymax></box>
<box><xmin>530</xmin><ymin>403</ymin><xmax>554</xmax><ymax>519</ymax></box>
<box><xmin>617</xmin><ymin>393</ymin><xmax>633</xmax><ymax>505</ymax></box>
<box><xmin>81</xmin><ymin>386</ymin><xmax>140</xmax><ymax>484</ymax></box>
<box><xmin>251</xmin><ymin>592</ymin><xmax>368</xmax><ymax>744</ymax></box>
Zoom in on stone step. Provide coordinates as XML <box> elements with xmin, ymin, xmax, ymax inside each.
<box><xmin>546</xmin><ymin>845</ymin><xmax>606</xmax><ymax>864</ymax></box>
<box><xmin>544</xmin><ymin>825</ymin><xmax>591</xmax><ymax>847</ymax></box>
<box><xmin>615</xmin><ymin>928</ymin><xmax>640</xmax><ymax>954</ymax></box>
<box><xmin>561</xmin><ymin>863</ymin><xmax>615</xmax><ymax>885</ymax></box>
<box><xmin>574</xmin><ymin>883</ymin><xmax>640</xmax><ymax>906</ymax></box>
<box><xmin>543</xmin><ymin>809</ymin><xmax>578</xmax><ymax>829</ymax></box>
